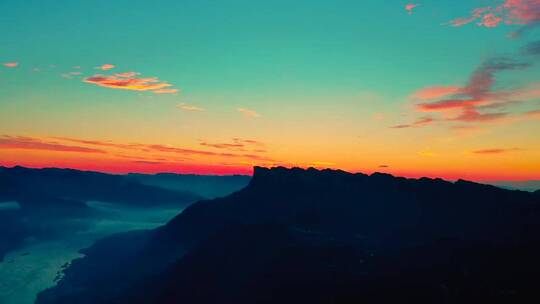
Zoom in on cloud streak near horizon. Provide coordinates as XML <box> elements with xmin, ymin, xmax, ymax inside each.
<box><xmin>0</xmin><ymin>135</ymin><xmax>275</xmax><ymax>167</ymax></box>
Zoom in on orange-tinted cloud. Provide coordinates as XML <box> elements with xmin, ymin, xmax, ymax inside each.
<box><xmin>0</xmin><ymin>136</ymin><xmax>106</xmax><ymax>154</ymax></box>
<box><xmin>154</xmin><ymin>88</ymin><xmax>179</xmax><ymax>94</ymax></box>
<box><xmin>3</xmin><ymin>62</ymin><xmax>18</xmax><ymax>68</ymax></box>
<box><xmin>84</xmin><ymin>73</ymin><xmax>173</xmax><ymax>92</ymax></box>
<box><xmin>524</xmin><ymin>109</ymin><xmax>540</xmax><ymax>118</ymax></box>
<box><xmin>51</xmin><ymin>137</ymin><xmax>147</xmax><ymax>150</ymax></box>
<box><xmin>200</xmin><ymin>138</ymin><xmax>265</xmax><ymax>151</ymax></box>
<box><xmin>411</xmin><ymin>85</ymin><xmax>461</xmax><ymax>100</ymax></box>
<box><xmin>98</xmin><ymin>64</ymin><xmax>115</xmax><ymax>71</ymax></box>
<box><xmin>391</xmin><ymin>116</ymin><xmax>434</xmax><ymax>128</ymax></box>
<box><xmin>472</xmin><ymin>148</ymin><xmax>523</xmax><ymax>154</ymax></box>
<box><xmin>238</xmin><ymin>108</ymin><xmax>261</xmax><ymax>118</ymax></box>
<box><xmin>176</xmin><ymin>103</ymin><xmax>205</xmax><ymax>112</ymax></box>
<box><xmin>51</xmin><ymin>136</ymin><xmax>271</xmax><ymax>161</ymax></box>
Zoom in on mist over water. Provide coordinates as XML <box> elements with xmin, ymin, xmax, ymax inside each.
<box><xmin>0</xmin><ymin>202</ymin><xmax>184</xmax><ymax>304</ymax></box>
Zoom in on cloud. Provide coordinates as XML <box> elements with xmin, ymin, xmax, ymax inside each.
<box><xmin>411</xmin><ymin>86</ymin><xmax>461</xmax><ymax>100</ymax></box>
<box><xmin>379</xmin><ymin>164</ymin><xmax>390</xmax><ymax>168</ymax></box>
<box><xmin>200</xmin><ymin>138</ymin><xmax>265</xmax><ymax>151</ymax></box>
<box><xmin>98</xmin><ymin>64</ymin><xmax>115</xmax><ymax>71</ymax></box>
<box><xmin>154</xmin><ymin>89</ymin><xmax>179</xmax><ymax>94</ymax></box>
<box><xmin>472</xmin><ymin>148</ymin><xmax>523</xmax><ymax>154</ymax></box>
<box><xmin>391</xmin><ymin>116</ymin><xmax>434</xmax><ymax>128</ymax></box>
<box><xmin>405</xmin><ymin>4</ymin><xmax>419</xmax><ymax>14</ymax></box>
<box><xmin>524</xmin><ymin>109</ymin><xmax>540</xmax><ymax>118</ymax></box>
<box><xmin>449</xmin><ymin>108</ymin><xmax>509</xmax><ymax>122</ymax></box>
<box><xmin>450</xmin><ymin>0</ymin><xmax>540</xmax><ymax>35</ymax></box>
<box><xmin>51</xmin><ymin>137</ymin><xmax>147</xmax><ymax>150</ymax></box>
<box><xmin>84</xmin><ymin>73</ymin><xmax>174</xmax><ymax>92</ymax></box>
<box><xmin>3</xmin><ymin>62</ymin><xmax>18</xmax><ymax>68</ymax></box>
<box><xmin>412</xmin><ymin>57</ymin><xmax>531</xmax><ymax>124</ymax></box>
<box><xmin>238</xmin><ymin>108</ymin><xmax>261</xmax><ymax>118</ymax></box>
<box><xmin>115</xmin><ymin>72</ymin><xmax>139</xmax><ymax>77</ymax></box>
<box><xmin>0</xmin><ymin>136</ymin><xmax>106</xmax><ymax>154</ymax></box>
<box><xmin>522</xmin><ymin>40</ymin><xmax>540</xmax><ymax>55</ymax></box>
<box><xmin>417</xmin><ymin>99</ymin><xmax>487</xmax><ymax>111</ymax></box>
<box><xmin>176</xmin><ymin>103</ymin><xmax>205</xmax><ymax>112</ymax></box>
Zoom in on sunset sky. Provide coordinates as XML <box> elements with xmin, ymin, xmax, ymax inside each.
<box><xmin>1</xmin><ymin>0</ymin><xmax>539</xmax><ymax>180</ymax></box>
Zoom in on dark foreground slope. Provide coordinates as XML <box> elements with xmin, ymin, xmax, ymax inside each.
<box><xmin>38</xmin><ymin>167</ymin><xmax>540</xmax><ymax>304</ymax></box>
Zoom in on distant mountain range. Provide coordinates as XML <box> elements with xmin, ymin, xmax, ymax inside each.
<box><xmin>0</xmin><ymin>166</ymin><xmax>249</xmax><ymax>263</ymax></box>
<box><xmin>37</xmin><ymin>167</ymin><xmax>540</xmax><ymax>304</ymax></box>
<box><xmin>487</xmin><ymin>180</ymin><xmax>540</xmax><ymax>192</ymax></box>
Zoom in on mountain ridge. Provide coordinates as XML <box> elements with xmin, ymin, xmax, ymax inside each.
<box><xmin>37</xmin><ymin>166</ymin><xmax>540</xmax><ymax>304</ymax></box>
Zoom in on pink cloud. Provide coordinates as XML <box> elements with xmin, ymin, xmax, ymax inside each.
<box><xmin>405</xmin><ymin>4</ymin><xmax>419</xmax><ymax>14</ymax></box>
<box><xmin>84</xmin><ymin>73</ymin><xmax>173</xmax><ymax>92</ymax></box>
<box><xmin>480</xmin><ymin>13</ymin><xmax>503</xmax><ymax>27</ymax></box>
<box><xmin>98</xmin><ymin>64</ymin><xmax>115</xmax><ymax>71</ymax></box>
<box><xmin>3</xmin><ymin>62</ymin><xmax>18</xmax><ymax>68</ymax></box>
<box><xmin>417</xmin><ymin>99</ymin><xmax>487</xmax><ymax>111</ymax></box>
<box><xmin>450</xmin><ymin>0</ymin><xmax>540</xmax><ymax>31</ymax></box>
<box><xmin>411</xmin><ymin>85</ymin><xmax>461</xmax><ymax>100</ymax></box>
<box><xmin>449</xmin><ymin>108</ymin><xmax>509</xmax><ymax>122</ymax></box>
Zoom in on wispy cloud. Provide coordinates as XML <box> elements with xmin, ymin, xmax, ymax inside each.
<box><xmin>391</xmin><ymin>116</ymin><xmax>434</xmax><ymax>128</ymax></box>
<box><xmin>0</xmin><ymin>136</ymin><xmax>106</xmax><ymax>154</ymax></box>
<box><xmin>405</xmin><ymin>3</ymin><xmax>419</xmax><ymax>14</ymax></box>
<box><xmin>154</xmin><ymin>89</ymin><xmax>179</xmax><ymax>94</ymax></box>
<box><xmin>98</xmin><ymin>64</ymin><xmax>115</xmax><ymax>71</ymax></box>
<box><xmin>3</xmin><ymin>62</ymin><xmax>18</xmax><ymax>68</ymax></box>
<box><xmin>472</xmin><ymin>148</ymin><xmax>523</xmax><ymax>154</ymax></box>
<box><xmin>84</xmin><ymin>73</ymin><xmax>174</xmax><ymax>93</ymax></box>
<box><xmin>238</xmin><ymin>108</ymin><xmax>261</xmax><ymax>118</ymax></box>
<box><xmin>176</xmin><ymin>103</ymin><xmax>205</xmax><ymax>112</ymax></box>
<box><xmin>413</xmin><ymin>57</ymin><xmax>531</xmax><ymax>123</ymax></box>
<box><xmin>411</xmin><ymin>86</ymin><xmax>461</xmax><ymax>100</ymax></box>
<box><xmin>449</xmin><ymin>0</ymin><xmax>540</xmax><ymax>36</ymax></box>
<box><xmin>200</xmin><ymin>138</ymin><xmax>265</xmax><ymax>151</ymax></box>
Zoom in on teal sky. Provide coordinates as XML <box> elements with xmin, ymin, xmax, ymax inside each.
<box><xmin>1</xmin><ymin>0</ymin><xmax>539</xmax><ymax>180</ymax></box>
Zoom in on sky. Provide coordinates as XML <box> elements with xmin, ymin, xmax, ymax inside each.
<box><xmin>1</xmin><ymin>0</ymin><xmax>539</xmax><ymax>180</ymax></box>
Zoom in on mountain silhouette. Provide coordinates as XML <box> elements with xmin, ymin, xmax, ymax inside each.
<box><xmin>0</xmin><ymin>166</ymin><xmax>203</xmax><ymax>208</ymax></box>
<box><xmin>0</xmin><ymin>166</ymin><xmax>206</xmax><ymax>262</ymax></box>
<box><xmin>37</xmin><ymin>167</ymin><xmax>540</xmax><ymax>304</ymax></box>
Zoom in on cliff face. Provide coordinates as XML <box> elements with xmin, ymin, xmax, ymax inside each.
<box><xmin>37</xmin><ymin>167</ymin><xmax>540</xmax><ymax>304</ymax></box>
